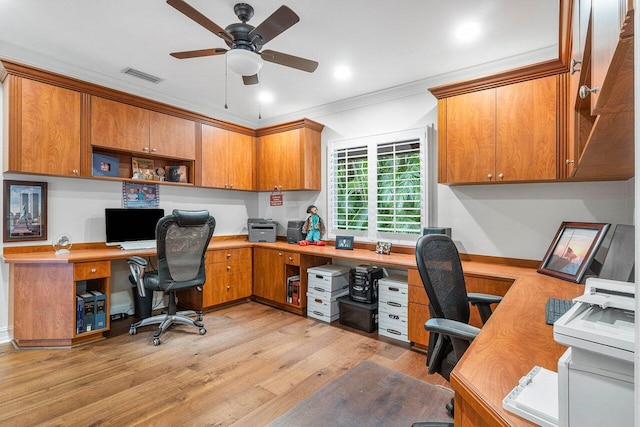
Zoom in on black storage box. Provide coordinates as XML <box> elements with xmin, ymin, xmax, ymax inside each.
<box><xmin>337</xmin><ymin>296</ymin><xmax>378</xmax><ymax>333</ymax></box>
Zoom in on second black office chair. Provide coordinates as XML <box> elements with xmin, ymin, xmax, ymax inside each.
<box><xmin>413</xmin><ymin>234</ymin><xmax>502</xmax><ymax>426</ymax></box>
<box><xmin>127</xmin><ymin>209</ymin><xmax>215</xmax><ymax>346</ymax></box>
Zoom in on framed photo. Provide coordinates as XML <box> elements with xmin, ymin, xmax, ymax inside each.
<box><xmin>92</xmin><ymin>153</ymin><xmax>120</xmax><ymax>177</ymax></box>
<box><xmin>335</xmin><ymin>236</ymin><xmax>354</xmax><ymax>250</ymax></box>
<box><xmin>122</xmin><ymin>182</ymin><xmax>159</xmax><ymax>209</ymax></box>
<box><xmin>538</xmin><ymin>222</ymin><xmax>610</xmax><ymax>283</ymax></box>
<box><xmin>131</xmin><ymin>157</ymin><xmax>155</xmax><ymax>180</ymax></box>
<box><xmin>376</xmin><ymin>241</ymin><xmax>392</xmax><ymax>255</ymax></box>
<box><xmin>3</xmin><ymin>180</ymin><xmax>48</xmax><ymax>242</ymax></box>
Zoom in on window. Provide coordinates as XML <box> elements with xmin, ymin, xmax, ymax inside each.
<box><xmin>328</xmin><ymin>127</ymin><xmax>430</xmax><ymax>244</ymax></box>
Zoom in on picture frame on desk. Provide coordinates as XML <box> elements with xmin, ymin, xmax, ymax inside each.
<box><xmin>335</xmin><ymin>236</ymin><xmax>354</xmax><ymax>250</ymax></box>
<box><xmin>3</xmin><ymin>180</ymin><xmax>47</xmax><ymax>242</ymax></box>
<box><xmin>537</xmin><ymin>221</ymin><xmax>610</xmax><ymax>283</ymax></box>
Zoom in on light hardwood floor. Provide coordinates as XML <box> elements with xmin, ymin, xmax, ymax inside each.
<box><xmin>0</xmin><ymin>302</ymin><xmax>450</xmax><ymax>426</ymax></box>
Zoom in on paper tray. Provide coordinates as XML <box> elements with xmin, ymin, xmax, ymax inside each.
<box><xmin>503</xmin><ymin>366</ymin><xmax>558</xmax><ymax>427</ymax></box>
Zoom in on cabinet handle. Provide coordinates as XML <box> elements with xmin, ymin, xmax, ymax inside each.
<box><xmin>288</xmin><ymin>256</ymin><xmax>293</xmax><ymax>261</ymax></box>
<box><xmin>278</xmin><ymin>252</ymin><xmax>283</xmax><ymax>256</ymax></box>
<box><xmin>566</xmin><ymin>159</ymin><xmax>575</xmax><ymax>165</ymax></box>
<box><xmin>72</xmin><ymin>169</ymin><xmax>79</xmax><ymax>175</ymax></box>
<box><xmin>229</xmin><ymin>184</ymin><xmax>234</xmax><ymax>189</ymax></box>
<box><xmin>227</xmin><ymin>266</ymin><xmax>231</xmax><ymax>271</ymax></box>
<box><xmin>579</xmin><ymin>85</ymin><xmax>599</xmax><ymax>99</ymax></box>
<box><xmin>143</xmin><ymin>147</ymin><xmax>149</xmax><ymax>151</ymax></box>
<box><xmin>224</xmin><ymin>184</ymin><xmax>229</xmax><ymax>189</ymax></box>
<box><xmin>570</xmin><ymin>59</ymin><xmax>581</xmax><ymax>75</ymax></box>
<box><xmin>498</xmin><ymin>173</ymin><xmax>504</xmax><ymax>180</ymax></box>
<box><xmin>91</xmin><ymin>268</ymin><xmax>97</xmax><ymax>273</ymax></box>
<box><xmin>151</xmin><ymin>148</ymin><xmax>157</xmax><ymax>152</ymax></box>
<box><xmin>227</xmin><ymin>285</ymin><xmax>231</xmax><ymax>290</ymax></box>
<box><xmin>226</xmin><ymin>253</ymin><xmax>231</xmax><ymax>258</ymax></box>
<box><xmin>487</xmin><ymin>173</ymin><xmax>493</xmax><ymax>180</ymax></box>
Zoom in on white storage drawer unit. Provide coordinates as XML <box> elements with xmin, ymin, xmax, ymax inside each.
<box><xmin>306</xmin><ymin>289</ymin><xmax>349</xmax><ymax>323</ymax></box>
<box><xmin>378</xmin><ymin>275</ymin><xmax>409</xmax><ymax>342</ymax></box>
<box><xmin>307</xmin><ymin>264</ymin><xmax>350</xmax><ymax>296</ymax></box>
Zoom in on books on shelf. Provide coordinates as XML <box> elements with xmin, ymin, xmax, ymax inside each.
<box><xmin>79</xmin><ymin>292</ymin><xmax>95</xmax><ymax>332</ymax></box>
<box><xmin>76</xmin><ymin>295</ymin><xmax>84</xmax><ymax>334</ymax></box>
<box><xmin>287</xmin><ymin>275</ymin><xmax>301</xmax><ymax>305</ymax></box>
<box><xmin>92</xmin><ymin>291</ymin><xmax>107</xmax><ymax>330</ymax></box>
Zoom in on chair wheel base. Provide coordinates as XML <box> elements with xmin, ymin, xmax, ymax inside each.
<box><xmin>199</xmin><ymin>327</ymin><xmax>206</xmax><ymax>335</ymax></box>
<box><xmin>153</xmin><ymin>337</ymin><xmax>161</xmax><ymax>346</ymax></box>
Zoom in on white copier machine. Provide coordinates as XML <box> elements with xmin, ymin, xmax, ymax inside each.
<box><xmin>553</xmin><ymin>277</ymin><xmax>635</xmax><ymax>427</ymax></box>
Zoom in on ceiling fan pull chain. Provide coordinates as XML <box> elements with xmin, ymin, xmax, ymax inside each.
<box><xmin>258</xmin><ymin>74</ymin><xmax>261</xmax><ymax>120</ymax></box>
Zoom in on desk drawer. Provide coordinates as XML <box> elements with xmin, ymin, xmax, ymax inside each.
<box><xmin>74</xmin><ymin>261</ymin><xmax>110</xmax><ymax>280</ymax></box>
<box><xmin>209</xmin><ymin>248</ymin><xmax>251</xmax><ymax>264</ymax></box>
<box><xmin>208</xmin><ymin>258</ymin><xmax>252</xmax><ymax>276</ymax></box>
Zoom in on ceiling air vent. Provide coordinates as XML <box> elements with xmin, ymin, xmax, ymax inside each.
<box><xmin>122</xmin><ymin>67</ymin><xmax>163</xmax><ymax>84</ymax></box>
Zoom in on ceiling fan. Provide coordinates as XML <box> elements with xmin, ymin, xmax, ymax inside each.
<box><xmin>167</xmin><ymin>0</ymin><xmax>319</xmax><ymax>85</ymax></box>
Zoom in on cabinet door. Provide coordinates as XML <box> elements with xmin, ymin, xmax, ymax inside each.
<box><xmin>496</xmin><ymin>76</ymin><xmax>557</xmax><ymax>181</ymax></box>
<box><xmin>201</xmin><ymin>124</ymin><xmax>229</xmax><ymax>188</ymax></box>
<box><xmin>13</xmin><ymin>78</ymin><xmax>81</xmax><ymax>176</ymax></box>
<box><xmin>149</xmin><ymin>111</ymin><xmax>196</xmax><ymax>160</ymax></box>
<box><xmin>444</xmin><ymin>90</ymin><xmax>496</xmax><ymax>183</ymax></box>
<box><xmin>253</xmin><ymin>248</ymin><xmax>285</xmax><ymax>303</ymax></box>
<box><xmin>228</xmin><ymin>131</ymin><xmax>255</xmax><ymax>190</ymax></box>
<box><xmin>258</xmin><ymin>130</ymin><xmax>302</xmax><ymax>191</ymax></box>
<box><xmin>202</xmin><ymin>258</ymin><xmax>252</xmax><ymax>306</ymax></box>
<box><xmin>90</xmin><ymin>96</ymin><xmax>149</xmax><ymax>154</ymax></box>
<box><xmin>590</xmin><ymin>0</ymin><xmax>628</xmax><ymax>114</ymax></box>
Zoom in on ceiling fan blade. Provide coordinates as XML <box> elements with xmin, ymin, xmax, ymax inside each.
<box><xmin>248</xmin><ymin>6</ymin><xmax>299</xmax><ymax>46</ymax></box>
<box><xmin>166</xmin><ymin>0</ymin><xmax>233</xmax><ymax>43</ymax></box>
<box><xmin>242</xmin><ymin>74</ymin><xmax>259</xmax><ymax>85</ymax></box>
<box><xmin>261</xmin><ymin>50</ymin><xmax>318</xmax><ymax>73</ymax></box>
<box><xmin>170</xmin><ymin>48</ymin><xmax>227</xmax><ymax>59</ymax></box>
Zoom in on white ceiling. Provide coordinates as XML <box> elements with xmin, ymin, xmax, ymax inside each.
<box><xmin>0</xmin><ymin>0</ymin><xmax>560</xmax><ymax>128</ymax></box>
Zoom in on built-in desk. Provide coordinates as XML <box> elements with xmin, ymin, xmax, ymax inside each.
<box><xmin>4</xmin><ymin>239</ymin><xmax>581</xmax><ymax>427</ymax></box>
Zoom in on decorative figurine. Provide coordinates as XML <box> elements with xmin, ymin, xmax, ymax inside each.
<box><xmin>299</xmin><ymin>205</ymin><xmax>326</xmax><ymax>246</ymax></box>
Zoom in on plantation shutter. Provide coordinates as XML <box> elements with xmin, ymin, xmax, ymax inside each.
<box><xmin>330</xmin><ymin>144</ymin><xmax>369</xmax><ymax>232</ymax></box>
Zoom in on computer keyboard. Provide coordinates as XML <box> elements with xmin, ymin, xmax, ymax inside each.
<box><xmin>545</xmin><ymin>298</ymin><xmax>575</xmax><ymax>325</ymax></box>
<box><xmin>119</xmin><ymin>241</ymin><xmax>156</xmax><ymax>251</ymax></box>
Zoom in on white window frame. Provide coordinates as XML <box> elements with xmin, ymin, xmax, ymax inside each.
<box><xmin>327</xmin><ymin>127</ymin><xmax>432</xmax><ymax>245</ymax></box>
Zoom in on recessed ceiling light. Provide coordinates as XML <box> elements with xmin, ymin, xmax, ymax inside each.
<box><xmin>334</xmin><ymin>65</ymin><xmax>352</xmax><ymax>80</ymax></box>
<box><xmin>454</xmin><ymin>21</ymin><xmax>482</xmax><ymax>43</ymax></box>
<box><xmin>258</xmin><ymin>91</ymin><xmax>274</xmax><ymax>104</ymax></box>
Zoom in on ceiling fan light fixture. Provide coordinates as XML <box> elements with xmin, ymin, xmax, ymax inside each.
<box><xmin>226</xmin><ymin>49</ymin><xmax>263</xmax><ymax>76</ymax></box>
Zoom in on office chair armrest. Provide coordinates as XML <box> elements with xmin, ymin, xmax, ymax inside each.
<box><xmin>468</xmin><ymin>292</ymin><xmax>502</xmax><ymax>305</ymax></box>
<box><xmin>468</xmin><ymin>292</ymin><xmax>502</xmax><ymax>324</ymax></box>
<box><xmin>425</xmin><ymin>318</ymin><xmax>480</xmax><ymax>342</ymax></box>
<box><xmin>127</xmin><ymin>256</ymin><xmax>148</xmax><ymax>298</ymax></box>
<box><xmin>127</xmin><ymin>256</ymin><xmax>148</xmax><ymax>268</ymax></box>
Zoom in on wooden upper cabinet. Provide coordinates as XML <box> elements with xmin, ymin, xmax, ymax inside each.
<box><xmin>590</xmin><ymin>0</ymin><xmax>630</xmax><ymax>114</ymax></box>
<box><xmin>90</xmin><ymin>96</ymin><xmax>149</xmax><ymax>154</ymax></box>
<box><xmin>438</xmin><ymin>75</ymin><xmax>559</xmax><ymax>184</ymax></box>
<box><xmin>201</xmin><ymin>124</ymin><xmax>255</xmax><ymax>190</ymax></box>
<box><xmin>91</xmin><ymin>96</ymin><xmax>195</xmax><ymax>160</ymax></box>
<box><xmin>256</xmin><ymin>119</ymin><xmax>323</xmax><ymax>191</ymax></box>
<box><xmin>443</xmin><ymin>90</ymin><xmax>496</xmax><ymax>183</ymax></box>
<box><xmin>4</xmin><ymin>77</ymin><xmax>81</xmax><ymax>176</ymax></box>
<box><xmin>496</xmin><ymin>76</ymin><xmax>557</xmax><ymax>181</ymax></box>
<box><xmin>149</xmin><ymin>111</ymin><xmax>196</xmax><ymax>160</ymax></box>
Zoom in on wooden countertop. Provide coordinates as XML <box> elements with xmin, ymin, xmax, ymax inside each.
<box><xmin>451</xmin><ymin>269</ymin><xmax>583</xmax><ymax>426</ymax></box>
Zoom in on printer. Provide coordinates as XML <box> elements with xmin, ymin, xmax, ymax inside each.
<box><xmin>554</xmin><ymin>277</ymin><xmax>635</xmax><ymax>427</ymax></box>
<box><xmin>247</xmin><ymin>218</ymin><xmax>278</xmax><ymax>242</ymax></box>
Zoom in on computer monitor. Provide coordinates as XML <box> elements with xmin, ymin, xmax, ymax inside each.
<box><xmin>104</xmin><ymin>208</ymin><xmax>164</xmax><ymax>246</ymax></box>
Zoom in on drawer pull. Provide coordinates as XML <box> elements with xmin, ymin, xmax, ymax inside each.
<box><xmin>227</xmin><ymin>266</ymin><xmax>231</xmax><ymax>271</ymax></box>
<box><xmin>226</xmin><ymin>253</ymin><xmax>231</xmax><ymax>258</ymax></box>
<box><xmin>91</xmin><ymin>268</ymin><xmax>97</xmax><ymax>273</ymax></box>
<box><xmin>227</xmin><ymin>285</ymin><xmax>231</xmax><ymax>290</ymax></box>
<box><xmin>387</xmin><ymin>301</ymin><xmax>401</xmax><ymax>307</ymax></box>
<box><xmin>288</xmin><ymin>256</ymin><xmax>293</xmax><ymax>261</ymax></box>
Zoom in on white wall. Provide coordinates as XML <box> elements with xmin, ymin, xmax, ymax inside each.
<box><xmin>0</xmin><ymin>78</ymin><xmax>635</xmax><ymax>343</ymax></box>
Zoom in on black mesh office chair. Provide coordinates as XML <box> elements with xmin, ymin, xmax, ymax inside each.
<box><xmin>413</xmin><ymin>234</ymin><xmax>502</xmax><ymax>425</ymax></box>
<box><xmin>127</xmin><ymin>209</ymin><xmax>215</xmax><ymax>346</ymax></box>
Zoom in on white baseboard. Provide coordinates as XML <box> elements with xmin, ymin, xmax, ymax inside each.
<box><xmin>0</xmin><ymin>327</ymin><xmax>11</xmax><ymax>345</ymax></box>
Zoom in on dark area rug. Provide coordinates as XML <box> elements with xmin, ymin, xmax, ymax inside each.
<box><xmin>268</xmin><ymin>360</ymin><xmax>454</xmax><ymax>427</ymax></box>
